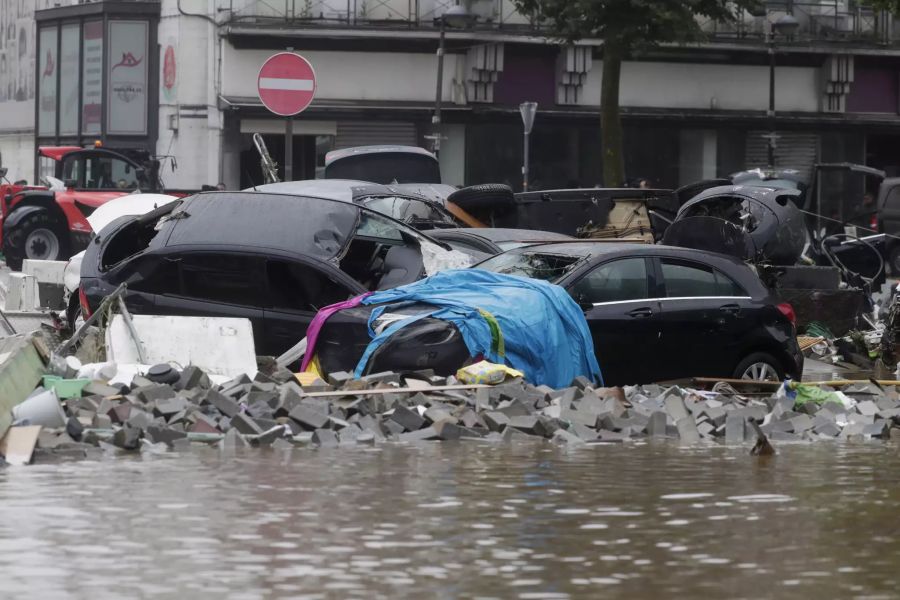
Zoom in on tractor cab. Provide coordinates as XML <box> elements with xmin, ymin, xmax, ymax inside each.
<box><xmin>39</xmin><ymin>146</ymin><xmax>162</xmax><ymax>192</ymax></box>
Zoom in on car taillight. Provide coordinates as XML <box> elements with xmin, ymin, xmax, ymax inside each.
<box><xmin>871</xmin><ymin>215</ymin><xmax>879</xmax><ymax>231</ymax></box>
<box><xmin>777</xmin><ymin>302</ymin><xmax>796</xmax><ymax>328</ymax></box>
<box><xmin>79</xmin><ymin>286</ymin><xmax>92</xmax><ymax>319</ymax></box>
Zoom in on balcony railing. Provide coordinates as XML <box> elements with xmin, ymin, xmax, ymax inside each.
<box><xmin>218</xmin><ymin>0</ymin><xmax>894</xmax><ymax>44</ymax></box>
<box><xmin>218</xmin><ymin>0</ymin><xmax>534</xmax><ymax>28</ymax></box>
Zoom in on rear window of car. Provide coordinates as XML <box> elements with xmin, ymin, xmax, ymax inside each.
<box><xmin>325</xmin><ymin>153</ymin><xmax>441</xmax><ymax>184</ymax></box>
<box><xmin>476</xmin><ymin>252</ymin><xmax>581</xmax><ymax>282</ymax></box>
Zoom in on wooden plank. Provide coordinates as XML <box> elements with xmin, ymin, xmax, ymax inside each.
<box><xmin>0</xmin><ymin>425</ymin><xmax>42</xmax><ymax>466</ymax></box>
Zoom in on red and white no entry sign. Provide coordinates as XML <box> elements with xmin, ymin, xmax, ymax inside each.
<box><xmin>257</xmin><ymin>52</ymin><xmax>317</xmax><ymax>116</ymax></box>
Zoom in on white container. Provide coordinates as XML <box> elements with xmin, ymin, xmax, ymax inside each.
<box><xmin>11</xmin><ymin>388</ymin><xmax>66</xmax><ymax>429</ymax></box>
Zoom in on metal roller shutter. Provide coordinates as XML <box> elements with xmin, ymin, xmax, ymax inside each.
<box><xmin>745</xmin><ymin>131</ymin><xmax>820</xmax><ymax>181</ymax></box>
<box><xmin>335</xmin><ymin>121</ymin><xmax>418</xmax><ymax>149</ymax></box>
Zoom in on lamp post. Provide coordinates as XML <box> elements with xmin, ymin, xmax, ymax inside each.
<box><xmin>766</xmin><ymin>13</ymin><xmax>800</xmax><ymax>168</ymax></box>
<box><xmin>432</xmin><ymin>4</ymin><xmax>475</xmax><ymax>157</ymax></box>
<box><xmin>520</xmin><ymin>101</ymin><xmax>537</xmax><ymax>191</ymax></box>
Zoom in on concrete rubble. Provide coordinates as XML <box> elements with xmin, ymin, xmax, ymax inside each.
<box><xmin>3</xmin><ymin>353</ymin><xmax>900</xmax><ymax>465</ymax></box>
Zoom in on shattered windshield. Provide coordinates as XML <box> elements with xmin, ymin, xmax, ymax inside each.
<box><xmin>358</xmin><ymin>196</ymin><xmax>449</xmax><ymax>225</ymax></box>
<box><xmin>476</xmin><ymin>252</ymin><xmax>582</xmax><ymax>282</ymax></box>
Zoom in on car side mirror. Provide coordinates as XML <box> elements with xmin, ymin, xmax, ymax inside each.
<box><xmin>0</xmin><ymin>167</ymin><xmax>7</xmax><ymax>179</ymax></box>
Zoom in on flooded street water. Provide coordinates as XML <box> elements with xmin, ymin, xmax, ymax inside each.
<box><xmin>1</xmin><ymin>440</ymin><xmax>899</xmax><ymax>599</ymax></box>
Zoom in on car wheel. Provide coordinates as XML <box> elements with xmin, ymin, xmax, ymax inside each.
<box><xmin>3</xmin><ymin>211</ymin><xmax>70</xmax><ymax>270</ymax></box>
<box><xmin>447</xmin><ymin>184</ymin><xmax>515</xmax><ymax>212</ymax></box>
<box><xmin>733</xmin><ymin>352</ymin><xmax>785</xmax><ymax>382</ymax></box>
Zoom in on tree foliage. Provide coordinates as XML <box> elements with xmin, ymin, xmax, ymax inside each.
<box><xmin>511</xmin><ymin>0</ymin><xmax>764</xmax><ymax>186</ymax></box>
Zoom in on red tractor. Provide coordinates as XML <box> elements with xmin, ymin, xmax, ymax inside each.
<box><xmin>0</xmin><ymin>145</ymin><xmax>175</xmax><ymax>270</ymax></box>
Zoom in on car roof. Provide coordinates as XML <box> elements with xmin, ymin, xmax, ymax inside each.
<box><xmin>160</xmin><ymin>191</ymin><xmax>359</xmax><ymax>260</ymax></box>
<box><xmin>251</xmin><ymin>179</ymin><xmax>431</xmax><ymax>202</ymax></box>
<box><xmin>503</xmin><ymin>241</ymin><xmax>746</xmax><ymax>263</ymax></box>
<box><xmin>436</xmin><ymin>228</ymin><xmax>574</xmax><ymax>243</ymax></box>
<box><xmin>688</xmin><ymin>184</ymin><xmax>803</xmax><ymax>204</ymax></box>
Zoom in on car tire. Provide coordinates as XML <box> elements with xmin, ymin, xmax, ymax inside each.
<box><xmin>447</xmin><ymin>184</ymin><xmax>515</xmax><ymax>212</ymax></box>
<box><xmin>733</xmin><ymin>352</ymin><xmax>785</xmax><ymax>382</ymax></box>
<box><xmin>3</xmin><ymin>210</ymin><xmax>70</xmax><ymax>270</ymax></box>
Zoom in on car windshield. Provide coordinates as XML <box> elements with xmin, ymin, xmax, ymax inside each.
<box><xmin>477</xmin><ymin>251</ymin><xmax>582</xmax><ymax>282</ymax></box>
<box><xmin>358</xmin><ymin>196</ymin><xmax>448</xmax><ymax>224</ymax></box>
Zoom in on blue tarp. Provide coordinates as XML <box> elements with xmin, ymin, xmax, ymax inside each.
<box><xmin>352</xmin><ymin>269</ymin><xmax>603</xmax><ymax>388</ymax></box>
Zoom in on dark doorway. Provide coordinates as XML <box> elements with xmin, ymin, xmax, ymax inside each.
<box><xmin>239</xmin><ymin>133</ymin><xmax>316</xmax><ymax>188</ymax></box>
<box><xmin>867</xmin><ymin>134</ymin><xmax>900</xmax><ymax>178</ymax></box>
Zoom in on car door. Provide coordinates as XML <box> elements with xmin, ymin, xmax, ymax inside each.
<box><xmin>654</xmin><ymin>256</ymin><xmax>753</xmax><ymax>380</ymax></box>
<box><xmin>262</xmin><ymin>258</ymin><xmax>360</xmax><ymax>356</ymax></box>
<box><xmin>111</xmin><ymin>253</ymin><xmax>181</xmax><ymax>314</ymax></box>
<box><xmin>567</xmin><ymin>257</ymin><xmax>662</xmax><ymax>386</ymax></box>
<box><xmin>152</xmin><ymin>251</ymin><xmax>269</xmax><ymax>352</ymax></box>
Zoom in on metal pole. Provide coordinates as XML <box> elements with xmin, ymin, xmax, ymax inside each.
<box><xmin>767</xmin><ymin>32</ymin><xmax>776</xmax><ymax>169</ymax></box>
<box><xmin>432</xmin><ymin>18</ymin><xmax>446</xmax><ymax>157</ymax></box>
<box><xmin>522</xmin><ymin>130</ymin><xmax>530</xmax><ymax>191</ymax></box>
<box><xmin>285</xmin><ymin>117</ymin><xmax>293</xmax><ymax>181</ymax></box>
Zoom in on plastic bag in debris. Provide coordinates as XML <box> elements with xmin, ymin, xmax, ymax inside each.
<box><xmin>420</xmin><ymin>240</ymin><xmax>475</xmax><ymax>274</ymax></box>
<box><xmin>457</xmin><ymin>360</ymin><xmax>523</xmax><ymax>385</ymax></box>
<box><xmin>777</xmin><ymin>380</ymin><xmax>855</xmax><ymax>409</ymax></box>
<box><xmin>354</xmin><ymin>269</ymin><xmax>603</xmax><ymax>388</ymax></box>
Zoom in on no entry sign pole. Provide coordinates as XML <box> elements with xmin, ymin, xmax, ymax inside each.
<box><xmin>257</xmin><ymin>51</ymin><xmax>317</xmax><ymax>182</ymax></box>
<box><xmin>285</xmin><ymin>116</ymin><xmax>293</xmax><ymax>181</ymax></box>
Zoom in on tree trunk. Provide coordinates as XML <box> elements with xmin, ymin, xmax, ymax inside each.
<box><xmin>600</xmin><ymin>42</ymin><xmax>625</xmax><ymax>188</ymax></box>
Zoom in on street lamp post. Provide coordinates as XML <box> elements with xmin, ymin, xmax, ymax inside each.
<box><xmin>432</xmin><ymin>5</ymin><xmax>475</xmax><ymax>157</ymax></box>
<box><xmin>766</xmin><ymin>14</ymin><xmax>800</xmax><ymax>168</ymax></box>
<box><xmin>520</xmin><ymin>102</ymin><xmax>537</xmax><ymax>191</ymax></box>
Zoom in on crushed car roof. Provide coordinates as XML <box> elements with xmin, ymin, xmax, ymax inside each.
<box><xmin>252</xmin><ymin>179</ymin><xmax>433</xmax><ymax>202</ymax></box>
<box><xmin>160</xmin><ymin>192</ymin><xmax>359</xmax><ymax>260</ymax></box>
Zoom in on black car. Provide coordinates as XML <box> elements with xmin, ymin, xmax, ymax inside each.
<box><xmin>316</xmin><ymin>242</ymin><xmax>802</xmax><ymax>386</ymax></box>
<box><xmin>427</xmin><ymin>228</ymin><xmax>575</xmax><ymax>261</ymax></box>
<box><xmin>78</xmin><ymin>191</ymin><xmax>472</xmax><ymax>356</ymax></box>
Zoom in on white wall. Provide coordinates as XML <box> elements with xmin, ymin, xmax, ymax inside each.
<box><xmin>222</xmin><ymin>46</ymin><xmax>460</xmax><ymax>103</ymax></box>
<box><xmin>580</xmin><ymin>60</ymin><xmax>819</xmax><ymax>113</ymax></box>
<box><xmin>156</xmin><ymin>0</ymin><xmax>223</xmax><ymax>189</ymax></box>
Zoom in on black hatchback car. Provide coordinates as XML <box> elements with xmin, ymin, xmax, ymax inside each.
<box><xmin>78</xmin><ymin>191</ymin><xmax>471</xmax><ymax>356</ymax></box>
<box><xmin>316</xmin><ymin>243</ymin><xmax>802</xmax><ymax>386</ymax></box>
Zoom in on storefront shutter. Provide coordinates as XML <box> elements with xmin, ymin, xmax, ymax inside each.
<box><xmin>335</xmin><ymin>121</ymin><xmax>418</xmax><ymax>149</ymax></box>
<box><xmin>745</xmin><ymin>131</ymin><xmax>819</xmax><ymax>181</ymax></box>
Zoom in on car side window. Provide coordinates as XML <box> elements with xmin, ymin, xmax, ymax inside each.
<box><xmin>886</xmin><ymin>187</ymin><xmax>900</xmax><ymax>211</ymax></box>
<box><xmin>570</xmin><ymin>258</ymin><xmax>649</xmax><ymax>304</ymax></box>
<box><xmin>127</xmin><ymin>256</ymin><xmax>181</xmax><ymax>295</ymax></box>
<box><xmin>662</xmin><ymin>259</ymin><xmax>745</xmax><ymax>297</ymax></box>
<box><xmin>266</xmin><ymin>260</ymin><xmax>353</xmax><ymax>312</ymax></box>
<box><xmin>180</xmin><ymin>254</ymin><xmax>264</xmax><ymax>306</ymax></box>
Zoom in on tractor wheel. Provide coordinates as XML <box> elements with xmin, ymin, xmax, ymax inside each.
<box><xmin>3</xmin><ymin>211</ymin><xmax>70</xmax><ymax>270</ymax></box>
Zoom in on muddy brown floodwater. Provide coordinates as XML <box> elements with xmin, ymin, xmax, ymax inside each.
<box><xmin>1</xmin><ymin>440</ymin><xmax>899</xmax><ymax>599</ymax></box>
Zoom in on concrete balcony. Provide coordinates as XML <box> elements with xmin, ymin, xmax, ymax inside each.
<box><xmin>217</xmin><ymin>0</ymin><xmax>896</xmax><ymax>46</ymax></box>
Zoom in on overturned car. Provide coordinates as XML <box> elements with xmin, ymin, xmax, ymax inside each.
<box><xmin>78</xmin><ymin>191</ymin><xmax>471</xmax><ymax>356</ymax></box>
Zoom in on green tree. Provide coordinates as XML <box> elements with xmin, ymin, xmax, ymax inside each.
<box><xmin>511</xmin><ymin>0</ymin><xmax>763</xmax><ymax>187</ymax></box>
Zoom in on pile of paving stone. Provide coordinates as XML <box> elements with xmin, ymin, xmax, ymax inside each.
<box><xmin>23</xmin><ymin>365</ymin><xmax>900</xmax><ymax>463</ymax></box>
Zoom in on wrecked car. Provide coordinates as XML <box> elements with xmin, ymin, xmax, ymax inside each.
<box><xmin>427</xmin><ymin>227</ymin><xmax>575</xmax><ymax>262</ymax></box>
<box><xmin>313</xmin><ymin>242</ymin><xmax>802</xmax><ymax>386</ymax></box>
<box><xmin>663</xmin><ymin>185</ymin><xmax>807</xmax><ymax>265</ymax></box>
<box><xmin>447</xmin><ymin>186</ymin><xmax>676</xmax><ymax>243</ymax></box>
<box><xmin>78</xmin><ymin>191</ymin><xmax>471</xmax><ymax>356</ymax></box>
<box><xmin>251</xmin><ymin>179</ymin><xmax>459</xmax><ymax>230</ymax></box>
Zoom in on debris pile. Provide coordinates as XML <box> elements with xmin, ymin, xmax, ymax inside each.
<box><xmin>4</xmin><ymin>352</ymin><xmax>900</xmax><ymax>465</ymax></box>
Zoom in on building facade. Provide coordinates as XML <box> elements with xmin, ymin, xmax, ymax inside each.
<box><xmin>1</xmin><ymin>0</ymin><xmax>899</xmax><ymax>207</ymax></box>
